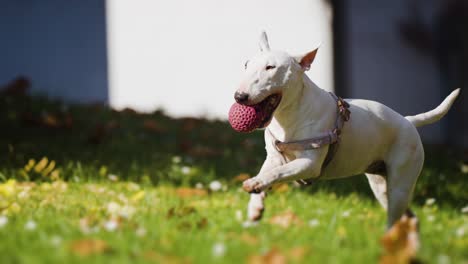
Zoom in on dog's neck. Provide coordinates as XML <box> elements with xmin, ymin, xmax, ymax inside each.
<box><xmin>268</xmin><ymin>74</ymin><xmax>336</xmax><ymax>142</ymax></box>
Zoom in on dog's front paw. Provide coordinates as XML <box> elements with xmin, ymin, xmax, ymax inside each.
<box><xmin>242</xmin><ymin>177</ymin><xmax>268</xmax><ymax>193</ymax></box>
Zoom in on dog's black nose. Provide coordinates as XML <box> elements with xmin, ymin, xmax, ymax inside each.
<box><xmin>234</xmin><ymin>92</ymin><xmax>249</xmax><ymax>103</ymax></box>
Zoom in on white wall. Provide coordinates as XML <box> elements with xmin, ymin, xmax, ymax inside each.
<box><xmin>106</xmin><ymin>0</ymin><xmax>334</xmax><ymax>118</ymax></box>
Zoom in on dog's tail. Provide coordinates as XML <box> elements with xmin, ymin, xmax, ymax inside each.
<box><xmin>405</xmin><ymin>88</ymin><xmax>460</xmax><ymax>127</ymax></box>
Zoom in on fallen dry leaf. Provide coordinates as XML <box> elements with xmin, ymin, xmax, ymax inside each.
<box><xmin>143</xmin><ymin>119</ymin><xmax>166</xmax><ymax>133</ymax></box>
<box><xmin>197</xmin><ymin>218</ymin><xmax>208</xmax><ymax>229</ymax></box>
<box><xmin>69</xmin><ymin>239</ymin><xmax>110</xmax><ymax>257</ymax></box>
<box><xmin>269</xmin><ymin>210</ymin><xmax>303</xmax><ymax>228</ymax></box>
<box><xmin>233</xmin><ymin>173</ymin><xmax>250</xmax><ymax>182</ymax></box>
<box><xmin>167</xmin><ymin>206</ymin><xmax>197</xmax><ymax>218</ymax></box>
<box><xmin>42</xmin><ymin>113</ymin><xmax>60</xmax><ymax>128</ymax></box>
<box><xmin>287</xmin><ymin>246</ymin><xmax>309</xmax><ymax>261</ymax></box>
<box><xmin>143</xmin><ymin>250</ymin><xmax>191</xmax><ymax>264</ymax></box>
<box><xmin>177</xmin><ymin>221</ymin><xmax>192</xmax><ymax>231</ymax></box>
<box><xmin>20</xmin><ymin>111</ymin><xmax>73</xmax><ymax>130</ymax></box>
<box><xmin>380</xmin><ymin>214</ymin><xmax>420</xmax><ymax>264</ymax></box>
<box><xmin>79</xmin><ymin>216</ymin><xmax>99</xmax><ymax>234</ymax></box>
<box><xmin>239</xmin><ymin>233</ymin><xmax>259</xmax><ymax>246</ymax></box>
<box><xmin>175</xmin><ymin>188</ymin><xmax>207</xmax><ymax>198</ymax></box>
<box><xmin>248</xmin><ymin>248</ymin><xmax>286</xmax><ymax>264</ymax></box>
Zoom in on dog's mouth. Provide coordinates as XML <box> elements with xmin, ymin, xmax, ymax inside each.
<box><xmin>256</xmin><ymin>93</ymin><xmax>282</xmax><ymax>128</ymax></box>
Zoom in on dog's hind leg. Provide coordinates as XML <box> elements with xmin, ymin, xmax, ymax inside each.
<box><xmin>386</xmin><ymin>142</ymin><xmax>424</xmax><ymax>228</ymax></box>
<box><xmin>365</xmin><ymin>173</ymin><xmax>388</xmax><ymax>210</ymax></box>
<box><xmin>247</xmin><ymin>191</ymin><xmax>266</xmax><ymax>221</ymax></box>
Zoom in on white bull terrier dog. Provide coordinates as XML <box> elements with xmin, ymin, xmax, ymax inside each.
<box><xmin>235</xmin><ymin>31</ymin><xmax>460</xmax><ymax>227</ymax></box>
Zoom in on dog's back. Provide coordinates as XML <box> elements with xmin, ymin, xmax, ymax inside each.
<box><xmin>319</xmin><ymin>98</ymin><xmax>421</xmax><ymax>179</ymax></box>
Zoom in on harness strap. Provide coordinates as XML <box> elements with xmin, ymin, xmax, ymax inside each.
<box><xmin>268</xmin><ymin>92</ymin><xmax>350</xmax><ymax>185</ymax></box>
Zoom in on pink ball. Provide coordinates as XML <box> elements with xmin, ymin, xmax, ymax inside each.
<box><xmin>228</xmin><ymin>102</ymin><xmax>264</xmax><ymax>133</ymax></box>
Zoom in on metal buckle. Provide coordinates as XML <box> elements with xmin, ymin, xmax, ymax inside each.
<box><xmin>274</xmin><ymin>140</ymin><xmax>283</xmax><ymax>153</ymax></box>
<box><xmin>338</xmin><ymin>98</ymin><xmax>350</xmax><ymax>121</ymax></box>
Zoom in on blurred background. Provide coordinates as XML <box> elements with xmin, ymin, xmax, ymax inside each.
<box><xmin>0</xmin><ymin>0</ymin><xmax>466</xmax><ymax>147</ymax></box>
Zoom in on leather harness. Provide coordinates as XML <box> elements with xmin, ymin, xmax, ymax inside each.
<box><xmin>266</xmin><ymin>92</ymin><xmax>351</xmax><ymax>185</ymax></box>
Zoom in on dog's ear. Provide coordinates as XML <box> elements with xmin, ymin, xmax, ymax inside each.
<box><xmin>259</xmin><ymin>31</ymin><xmax>270</xmax><ymax>52</ymax></box>
<box><xmin>295</xmin><ymin>47</ymin><xmax>319</xmax><ymax>71</ymax></box>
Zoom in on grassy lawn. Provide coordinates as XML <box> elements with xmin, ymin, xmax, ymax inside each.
<box><xmin>0</xmin><ymin>93</ymin><xmax>467</xmax><ymax>263</ymax></box>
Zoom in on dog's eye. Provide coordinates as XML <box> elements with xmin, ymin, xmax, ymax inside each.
<box><xmin>244</xmin><ymin>60</ymin><xmax>249</xmax><ymax>69</ymax></box>
<box><xmin>265</xmin><ymin>65</ymin><xmax>276</xmax><ymax>70</ymax></box>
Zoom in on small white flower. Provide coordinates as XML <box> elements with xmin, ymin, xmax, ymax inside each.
<box><xmin>461</xmin><ymin>206</ymin><xmax>468</xmax><ymax>214</ymax></box>
<box><xmin>118</xmin><ymin>193</ymin><xmax>129</xmax><ymax>204</ymax></box>
<box><xmin>342</xmin><ymin>210</ymin><xmax>351</xmax><ymax>218</ymax></box>
<box><xmin>460</xmin><ymin>163</ymin><xmax>468</xmax><ymax>174</ymax></box>
<box><xmin>0</xmin><ymin>215</ymin><xmax>8</xmax><ymax>228</ymax></box>
<box><xmin>119</xmin><ymin>205</ymin><xmax>136</xmax><ymax>219</ymax></box>
<box><xmin>455</xmin><ymin>227</ymin><xmax>465</xmax><ymax>237</ymax></box>
<box><xmin>50</xmin><ymin>235</ymin><xmax>62</xmax><ymax>246</ymax></box>
<box><xmin>195</xmin><ymin>182</ymin><xmax>204</xmax><ymax>189</ymax></box>
<box><xmin>235</xmin><ymin>210</ymin><xmax>243</xmax><ymax>222</ymax></box>
<box><xmin>107</xmin><ymin>202</ymin><xmax>121</xmax><ymax>215</ymax></box>
<box><xmin>437</xmin><ymin>255</ymin><xmax>450</xmax><ymax>264</ymax></box>
<box><xmin>309</xmin><ymin>219</ymin><xmax>320</xmax><ymax>227</ymax></box>
<box><xmin>104</xmin><ymin>219</ymin><xmax>119</xmax><ymax>232</ymax></box>
<box><xmin>108</xmin><ymin>174</ymin><xmax>119</xmax><ymax>182</ymax></box>
<box><xmin>242</xmin><ymin>221</ymin><xmax>259</xmax><ymax>228</ymax></box>
<box><xmin>25</xmin><ymin>220</ymin><xmax>37</xmax><ymax>231</ymax></box>
<box><xmin>209</xmin><ymin>181</ymin><xmax>222</xmax><ymax>192</ymax></box>
<box><xmin>181</xmin><ymin>166</ymin><xmax>191</xmax><ymax>175</ymax></box>
<box><xmin>212</xmin><ymin>242</ymin><xmax>226</xmax><ymax>257</ymax></box>
<box><xmin>18</xmin><ymin>190</ymin><xmax>29</xmax><ymax>199</ymax></box>
<box><xmin>136</xmin><ymin>227</ymin><xmax>147</xmax><ymax>237</ymax></box>
<box><xmin>127</xmin><ymin>182</ymin><xmax>140</xmax><ymax>191</ymax></box>
<box><xmin>425</xmin><ymin>198</ymin><xmax>436</xmax><ymax>206</ymax></box>
<box><xmin>172</xmin><ymin>156</ymin><xmax>182</xmax><ymax>164</ymax></box>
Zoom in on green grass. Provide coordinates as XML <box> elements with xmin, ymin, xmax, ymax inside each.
<box><xmin>0</xmin><ymin>93</ymin><xmax>467</xmax><ymax>263</ymax></box>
